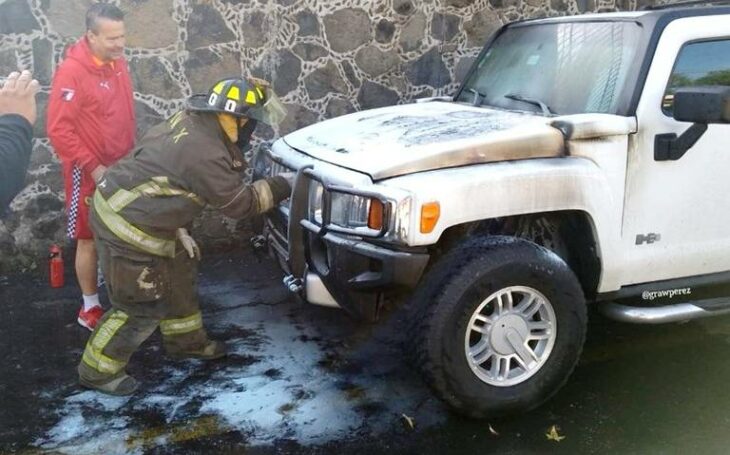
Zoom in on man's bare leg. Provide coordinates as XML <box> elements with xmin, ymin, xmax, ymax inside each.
<box><xmin>76</xmin><ymin>239</ymin><xmax>98</xmax><ymax>295</ymax></box>
<box><xmin>76</xmin><ymin>238</ymin><xmax>104</xmax><ymax>329</ymax></box>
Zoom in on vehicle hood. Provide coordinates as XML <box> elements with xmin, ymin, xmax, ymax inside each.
<box><xmin>282</xmin><ymin>102</ymin><xmax>633</xmax><ymax>180</ymax></box>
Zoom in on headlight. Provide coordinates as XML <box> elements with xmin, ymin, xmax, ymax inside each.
<box><xmin>307</xmin><ymin>184</ymin><xmax>386</xmax><ymax>235</ymax></box>
<box><xmin>329</xmin><ymin>190</ymin><xmax>385</xmax><ymax>233</ymax></box>
<box><xmin>308</xmin><ymin>181</ymin><xmax>324</xmax><ymax>224</ymax></box>
<box><xmin>303</xmin><ymin>169</ymin><xmax>394</xmax><ymax>237</ymax></box>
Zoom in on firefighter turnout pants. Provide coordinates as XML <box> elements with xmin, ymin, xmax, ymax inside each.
<box><xmin>78</xmin><ymin>235</ymin><xmax>211</xmax><ymax>385</ymax></box>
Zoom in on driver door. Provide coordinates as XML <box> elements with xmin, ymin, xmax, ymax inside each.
<box><xmin>621</xmin><ymin>16</ymin><xmax>730</xmax><ymax>286</ymax></box>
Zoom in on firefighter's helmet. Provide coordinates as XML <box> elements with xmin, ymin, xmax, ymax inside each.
<box><xmin>186</xmin><ymin>77</ymin><xmax>286</xmax><ymax>125</ymax></box>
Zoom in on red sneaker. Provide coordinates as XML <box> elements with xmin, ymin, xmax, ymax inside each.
<box><xmin>78</xmin><ymin>305</ymin><xmax>104</xmax><ymax>331</ymax></box>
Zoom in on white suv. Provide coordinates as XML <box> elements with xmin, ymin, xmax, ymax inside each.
<box><xmin>252</xmin><ymin>4</ymin><xmax>730</xmax><ymax>417</ymax></box>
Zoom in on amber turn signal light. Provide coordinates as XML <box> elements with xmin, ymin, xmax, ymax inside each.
<box><xmin>420</xmin><ymin>202</ymin><xmax>440</xmax><ymax>233</ymax></box>
<box><xmin>368</xmin><ymin>198</ymin><xmax>384</xmax><ymax>230</ymax></box>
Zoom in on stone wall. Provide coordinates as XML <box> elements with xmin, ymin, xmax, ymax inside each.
<box><xmin>0</xmin><ymin>0</ymin><xmax>663</xmax><ymax>273</ymax></box>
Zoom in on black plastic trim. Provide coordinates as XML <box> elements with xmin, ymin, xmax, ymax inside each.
<box><xmin>596</xmin><ymin>270</ymin><xmax>730</xmax><ymax>307</ymax></box>
<box><xmin>319</xmin><ymin>232</ymin><xmax>430</xmax><ymax>290</ymax></box>
<box><xmin>299</xmin><ymin>221</ymin><xmax>430</xmax><ymax>319</ymax></box>
<box><xmin>654</xmin><ymin>123</ymin><xmax>709</xmax><ymax>160</ymax></box>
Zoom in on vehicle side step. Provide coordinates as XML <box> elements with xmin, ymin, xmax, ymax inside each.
<box><xmin>599</xmin><ymin>300</ymin><xmax>730</xmax><ymax>324</ymax></box>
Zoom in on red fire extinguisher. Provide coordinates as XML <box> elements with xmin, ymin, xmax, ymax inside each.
<box><xmin>49</xmin><ymin>244</ymin><xmax>64</xmax><ymax>288</ymax></box>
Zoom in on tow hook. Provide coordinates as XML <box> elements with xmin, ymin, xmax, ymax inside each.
<box><xmin>283</xmin><ymin>274</ymin><xmax>303</xmax><ymax>293</ymax></box>
<box><xmin>249</xmin><ymin>234</ymin><xmax>266</xmax><ymax>263</ymax></box>
<box><xmin>250</xmin><ymin>234</ymin><xmax>266</xmax><ymax>250</ymax></box>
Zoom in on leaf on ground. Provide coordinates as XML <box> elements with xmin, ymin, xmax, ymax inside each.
<box><xmin>545</xmin><ymin>424</ymin><xmax>565</xmax><ymax>442</ymax></box>
<box><xmin>488</xmin><ymin>423</ymin><xmax>499</xmax><ymax>436</ymax></box>
<box><xmin>401</xmin><ymin>413</ymin><xmax>415</xmax><ymax>431</ymax></box>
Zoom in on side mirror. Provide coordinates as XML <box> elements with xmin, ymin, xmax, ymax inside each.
<box><xmin>655</xmin><ymin>85</ymin><xmax>730</xmax><ymax>161</ymax></box>
<box><xmin>673</xmin><ymin>86</ymin><xmax>730</xmax><ymax>124</ymax></box>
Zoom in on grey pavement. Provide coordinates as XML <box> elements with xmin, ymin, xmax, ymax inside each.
<box><xmin>2</xmin><ymin>250</ymin><xmax>730</xmax><ymax>454</ymax></box>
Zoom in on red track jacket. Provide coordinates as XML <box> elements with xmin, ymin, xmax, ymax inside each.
<box><xmin>47</xmin><ymin>37</ymin><xmax>136</xmax><ymax>174</ymax></box>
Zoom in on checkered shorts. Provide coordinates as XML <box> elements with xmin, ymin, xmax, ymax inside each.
<box><xmin>63</xmin><ymin>164</ymin><xmax>95</xmax><ymax>240</ymax></box>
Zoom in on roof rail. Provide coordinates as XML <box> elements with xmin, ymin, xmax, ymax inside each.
<box><xmin>642</xmin><ymin>0</ymin><xmax>730</xmax><ymax>10</ymax></box>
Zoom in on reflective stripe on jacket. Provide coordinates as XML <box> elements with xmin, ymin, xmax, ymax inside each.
<box><xmin>93</xmin><ymin>190</ymin><xmax>176</xmax><ymax>257</ymax></box>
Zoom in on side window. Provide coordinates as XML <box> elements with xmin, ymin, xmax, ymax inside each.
<box><xmin>662</xmin><ymin>39</ymin><xmax>730</xmax><ymax>114</ymax></box>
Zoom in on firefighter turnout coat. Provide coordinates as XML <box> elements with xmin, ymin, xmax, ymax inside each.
<box><xmin>78</xmin><ymin>110</ymin><xmax>289</xmax><ymax>384</ymax></box>
<box><xmin>93</xmin><ymin>109</ymin><xmax>289</xmax><ymax>257</ymax></box>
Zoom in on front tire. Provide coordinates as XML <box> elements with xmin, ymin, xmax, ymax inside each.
<box><xmin>407</xmin><ymin>236</ymin><xmax>587</xmax><ymax>418</ymax></box>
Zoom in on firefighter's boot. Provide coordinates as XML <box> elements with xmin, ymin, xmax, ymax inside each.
<box><xmin>167</xmin><ymin>339</ymin><xmax>227</xmax><ymax>360</ymax></box>
<box><xmin>79</xmin><ymin>372</ymin><xmax>139</xmax><ymax>396</ymax></box>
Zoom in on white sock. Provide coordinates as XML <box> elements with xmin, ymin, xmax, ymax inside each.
<box><xmin>82</xmin><ymin>293</ymin><xmax>101</xmax><ymax>311</ymax></box>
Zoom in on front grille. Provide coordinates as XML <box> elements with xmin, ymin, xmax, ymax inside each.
<box><xmin>270</xmin><ymin>206</ymin><xmax>289</xmax><ymax>240</ymax></box>
<box><xmin>265</xmin><ymin>208</ymin><xmax>290</xmax><ymax>274</ymax></box>
<box><xmin>270</xmin><ymin>160</ymin><xmax>294</xmax><ymax>177</ymax></box>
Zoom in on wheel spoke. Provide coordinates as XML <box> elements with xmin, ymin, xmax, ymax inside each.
<box><xmin>474</xmin><ymin>314</ymin><xmax>491</xmax><ymax>324</ymax></box>
<box><xmin>505</xmin><ymin>291</ymin><xmax>514</xmax><ymax>311</ymax></box>
<box><xmin>518</xmin><ymin>295</ymin><xmax>542</xmax><ymax>318</ymax></box>
<box><xmin>528</xmin><ymin>331</ymin><xmax>552</xmax><ymax>341</ymax></box>
<box><xmin>470</xmin><ymin>314</ymin><xmax>492</xmax><ymax>334</ymax></box>
<box><xmin>512</xmin><ymin>353</ymin><xmax>528</xmax><ymax>370</ymax></box>
<box><xmin>528</xmin><ymin>320</ymin><xmax>552</xmax><ymax>332</ymax></box>
<box><xmin>469</xmin><ymin>339</ymin><xmax>490</xmax><ymax>359</ymax></box>
<box><xmin>489</xmin><ymin>355</ymin><xmax>510</xmax><ymax>379</ymax></box>
<box><xmin>498</xmin><ymin>356</ymin><xmax>510</xmax><ymax>379</ymax></box>
<box><xmin>495</xmin><ymin>293</ymin><xmax>504</xmax><ymax>315</ymax></box>
<box><xmin>472</xmin><ymin>346</ymin><xmax>493</xmax><ymax>365</ymax></box>
<box><xmin>489</xmin><ymin>355</ymin><xmax>501</xmax><ymax>377</ymax></box>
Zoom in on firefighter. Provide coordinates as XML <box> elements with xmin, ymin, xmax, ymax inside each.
<box><xmin>78</xmin><ymin>76</ymin><xmax>292</xmax><ymax>395</ymax></box>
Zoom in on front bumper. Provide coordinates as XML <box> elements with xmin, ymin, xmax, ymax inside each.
<box><xmin>263</xmin><ymin>167</ymin><xmax>429</xmax><ymax>320</ymax></box>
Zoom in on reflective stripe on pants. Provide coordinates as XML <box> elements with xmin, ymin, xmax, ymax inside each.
<box><xmin>160</xmin><ymin>311</ymin><xmax>204</xmax><ymax>336</ymax></box>
<box><xmin>81</xmin><ymin>310</ymin><xmax>129</xmax><ymax>374</ymax></box>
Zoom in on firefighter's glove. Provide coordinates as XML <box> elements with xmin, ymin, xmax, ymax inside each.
<box><xmin>176</xmin><ymin>228</ymin><xmax>201</xmax><ymax>260</ymax></box>
<box><xmin>256</xmin><ymin>175</ymin><xmax>294</xmax><ymax>210</ymax></box>
<box><xmin>278</xmin><ymin>172</ymin><xmax>296</xmax><ymax>192</ymax></box>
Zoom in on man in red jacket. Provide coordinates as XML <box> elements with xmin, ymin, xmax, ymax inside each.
<box><xmin>48</xmin><ymin>3</ymin><xmax>136</xmax><ymax>330</ymax></box>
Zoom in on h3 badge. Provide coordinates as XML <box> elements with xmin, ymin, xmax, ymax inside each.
<box><xmin>636</xmin><ymin>232</ymin><xmax>661</xmax><ymax>245</ymax></box>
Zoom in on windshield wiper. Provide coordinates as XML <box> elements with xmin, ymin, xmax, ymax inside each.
<box><xmin>504</xmin><ymin>93</ymin><xmax>554</xmax><ymax>116</ymax></box>
<box><xmin>467</xmin><ymin>88</ymin><xmax>486</xmax><ymax>107</ymax></box>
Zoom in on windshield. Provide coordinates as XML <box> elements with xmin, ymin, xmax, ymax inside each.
<box><xmin>457</xmin><ymin>21</ymin><xmax>642</xmax><ymax>116</ymax></box>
